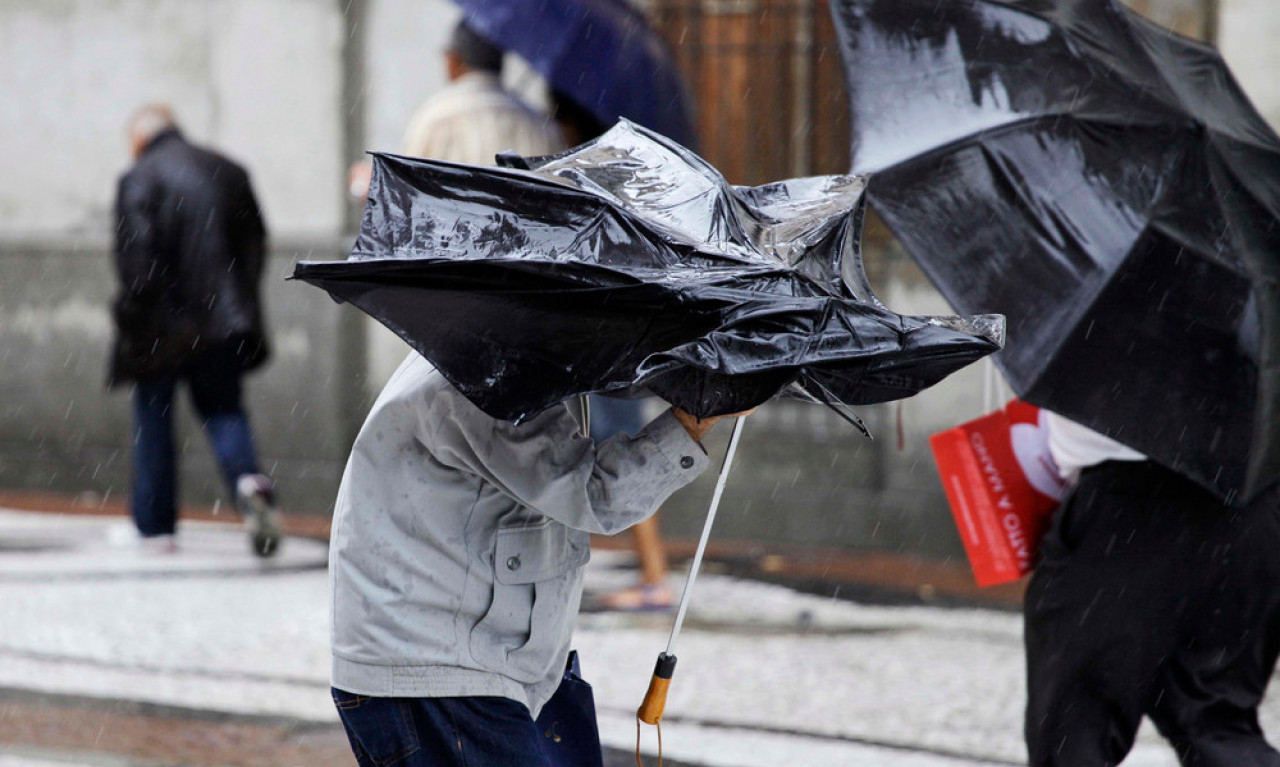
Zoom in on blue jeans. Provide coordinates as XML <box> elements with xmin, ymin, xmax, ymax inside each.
<box><xmin>332</xmin><ymin>691</ymin><xmax>552</xmax><ymax>767</ymax></box>
<box><xmin>131</xmin><ymin>346</ymin><xmax>260</xmax><ymax>536</ymax></box>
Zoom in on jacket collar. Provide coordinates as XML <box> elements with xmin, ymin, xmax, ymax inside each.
<box><xmin>141</xmin><ymin>127</ymin><xmax>184</xmax><ymax>156</ymax></box>
<box><xmin>453</xmin><ymin>70</ymin><xmax>502</xmax><ymax>93</ymax></box>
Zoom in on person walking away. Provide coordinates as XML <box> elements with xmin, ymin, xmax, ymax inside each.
<box><xmin>328</xmin><ymin>353</ymin><xmax>743</xmax><ymax>766</ymax></box>
<box><xmin>110</xmin><ymin>104</ymin><xmax>281</xmax><ymax>557</ymax></box>
<box><xmin>1024</xmin><ymin>412</ymin><xmax>1280</xmax><ymax>766</ymax></box>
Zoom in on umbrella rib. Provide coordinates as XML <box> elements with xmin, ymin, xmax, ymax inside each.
<box><xmin>867</xmin><ymin>111</ymin><xmax>1175</xmax><ymax>177</ymax></box>
<box><xmin>1092</xmin><ymin>1</ymin><xmax>1279</xmax><ymax>153</ymax></box>
<box><xmin>1052</xmin><ymin>6</ymin><xmax>1180</xmax><ymax>115</ymax></box>
<box><xmin>1200</xmin><ymin>137</ymin><xmax>1280</xmax><ymax>232</ymax></box>
<box><xmin>794</xmin><ymin>376</ymin><xmax>871</xmax><ymax>438</ymax></box>
<box><xmin>375</xmin><ymin>151</ymin><xmax>606</xmax><ymax>201</ymax></box>
<box><xmin>1058</xmin><ymin>2</ymin><xmax>1279</xmax><ymax>155</ymax></box>
<box><xmin>870</xmin><ymin>118</ymin><xmax>1167</xmax><ymax>268</ymax></box>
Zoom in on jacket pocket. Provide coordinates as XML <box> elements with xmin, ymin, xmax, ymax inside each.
<box><xmin>469</xmin><ymin>520</ymin><xmax>590</xmax><ymax>684</ymax></box>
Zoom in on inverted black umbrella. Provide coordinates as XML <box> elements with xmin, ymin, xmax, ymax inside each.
<box><xmin>293</xmin><ymin>120</ymin><xmax>1002</xmax><ymax>424</ymax></box>
<box><xmin>830</xmin><ymin>0</ymin><xmax>1280</xmax><ymax>504</ymax></box>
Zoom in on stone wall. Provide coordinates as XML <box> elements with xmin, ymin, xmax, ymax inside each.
<box><xmin>1220</xmin><ymin>0</ymin><xmax>1280</xmax><ymax>128</ymax></box>
<box><xmin>0</xmin><ymin>239</ymin><xmax>365</xmax><ymax>514</ymax></box>
<box><xmin>0</xmin><ymin>0</ymin><xmax>346</xmax><ymax>241</ymax></box>
<box><xmin>0</xmin><ymin>232</ymin><xmax>988</xmax><ymax>557</ymax></box>
<box><xmin>0</xmin><ymin>0</ymin><xmax>1277</xmax><ymax>560</ymax></box>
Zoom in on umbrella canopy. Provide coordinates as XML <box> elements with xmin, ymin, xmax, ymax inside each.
<box><xmin>452</xmin><ymin>0</ymin><xmax>696</xmax><ymax>147</ymax></box>
<box><xmin>294</xmin><ymin>121</ymin><xmax>1002</xmax><ymax>423</ymax></box>
<box><xmin>829</xmin><ymin>0</ymin><xmax>1280</xmax><ymax>504</ymax></box>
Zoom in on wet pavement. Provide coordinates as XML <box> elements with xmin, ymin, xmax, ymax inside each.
<box><xmin>0</xmin><ymin>505</ymin><xmax>1273</xmax><ymax>766</ymax></box>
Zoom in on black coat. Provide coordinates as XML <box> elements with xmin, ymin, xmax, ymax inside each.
<box><xmin>110</xmin><ymin>129</ymin><xmax>269</xmax><ymax>384</ymax></box>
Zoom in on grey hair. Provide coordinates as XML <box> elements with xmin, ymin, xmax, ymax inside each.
<box><xmin>127</xmin><ymin>103</ymin><xmax>177</xmax><ymax>145</ymax></box>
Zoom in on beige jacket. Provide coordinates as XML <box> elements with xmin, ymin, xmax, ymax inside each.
<box><xmin>401</xmin><ymin>71</ymin><xmax>562</xmax><ymax>165</ymax></box>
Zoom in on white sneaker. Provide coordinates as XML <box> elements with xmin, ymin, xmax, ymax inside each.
<box><xmin>236</xmin><ymin>474</ymin><xmax>282</xmax><ymax>558</ymax></box>
<box><xmin>108</xmin><ymin>524</ymin><xmax>178</xmax><ymax>555</ymax></box>
<box><xmin>140</xmin><ymin>534</ymin><xmax>179</xmax><ymax>555</ymax></box>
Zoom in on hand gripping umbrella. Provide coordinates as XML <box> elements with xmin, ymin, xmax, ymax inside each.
<box><xmin>451</xmin><ymin>0</ymin><xmax>696</xmax><ymax>147</ymax></box>
<box><xmin>294</xmin><ymin>120</ymin><xmax>1003</xmax><ymax>730</ymax></box>
<box><xmin>830</xmin><ymin>0</ymin><xmax>1280</xmax><ymax>504</ymax></box>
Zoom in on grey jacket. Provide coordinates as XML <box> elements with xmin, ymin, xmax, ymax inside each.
<box><xmin>329</xmin><ymin>354</ymin><xmax>711</xmax><ymax>715</ymax></box>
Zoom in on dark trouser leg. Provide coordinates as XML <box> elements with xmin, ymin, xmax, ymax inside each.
<box><xmin>184</xmin><ymin>348</ymin><xmax>260</xmax><ymax>493</ymax></box>
<box><xmin>1025</xmin><ymin>462</ymin><xmax>1223</xmax><ymax>767</ymax></box>
<box><xmin>131</xmin><ymin>378</ymin><xmax>178</xmax><ymax>536</ymax></box>
<box><xmin>1025</xmin><ymin>492</ymin><xmax>1145</xmax><ymax>765</ymax></box>
<box><xmin>332</xmin><ymin>689</ymin><xmax>552</xmax><ymax>767</ymax></box>
<box><xmin>1148</xmin><ymin>493</ymin><xmax>1280</xmax><ymax>767</ymax></box>
<box><xmin>429</xmin><ymin>697</ymin><xmax>554</xmax><ymax>766</ymax></box>
<box><xmin>333</xmin><ymin>690</ymin><xmax>416</xmax><ymax>767</ymax></box>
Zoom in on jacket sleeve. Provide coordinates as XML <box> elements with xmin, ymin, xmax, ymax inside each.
<box><xmin>423</xmin><ymin>390</ymin><xmax>711</xmax><ymax>535</ymax></box>
<box><xmin>231</xmin><ymin>169</ymin><xmax>267</xmax><ymax>283</ymax></box>
<box><xmin>113</xmin><ymin>173</ymin><xmax>160</xmax><ymax>303</ymax></box>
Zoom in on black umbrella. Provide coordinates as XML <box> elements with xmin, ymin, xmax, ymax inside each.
<box><xmin>294</xmin><ymin>120</ymin><xmax>1002</xmax><ymax>423</ymax></box>
<box><xmin>830</xmin><ymin>0</ymin><xmax>1280</xmax><ymax>504</ymax></box>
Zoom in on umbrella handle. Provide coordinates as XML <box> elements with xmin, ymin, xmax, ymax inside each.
<box><xmin>637</xmin><ymin>415</ymin><xmax>748</xmax><ymax>725</ymax></box>
<box><xmin>637</xmin><ymin>652</ymin><xmax>677</xmax><ymax>725</ymax></box>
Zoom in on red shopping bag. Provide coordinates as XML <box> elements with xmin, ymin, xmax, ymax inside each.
<box><xmin>929</xmin><ymin>400</ymin><xmax>1068</xmax><ymax>587</ymax></box>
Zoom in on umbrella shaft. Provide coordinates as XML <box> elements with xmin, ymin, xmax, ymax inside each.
<box><xmin>665</xmin><ymin>416</ymin><xmax>747</xmax><ymax>657</ymax></box>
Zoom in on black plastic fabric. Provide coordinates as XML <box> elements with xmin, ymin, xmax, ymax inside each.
<box><xmin>830</xmin><ymin>0</ymin><xmax>1280</xmax><ymax>503</ymax></box>
<box><xmin>293</xmin><ymin>121</ymin><xmax>1002</xmax><ymax>424</ymax></box>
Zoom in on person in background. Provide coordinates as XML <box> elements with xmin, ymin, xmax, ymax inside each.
<box><xmin>346</xmin><ymin>19</ymin><xmax>561</xmax><ymax>199</ymax></box>
<box><xmin>1024</xmin><ymin>412</ymin><xmax>1280</xmax><ymax>766</ymax></box>
<box><xmin>110</xmin><ymin>103</ymin><xmax>281</xmax><ymax>557</ymax></box>
<box><xmin>552</xmin><ymin>89</ymin><xmax>677</xmax><ymax>612</ymax></box>
<box><xmin>402</xmin><ymin>19</ymin><xmax>561</xmax><ymax>163</ymax></box>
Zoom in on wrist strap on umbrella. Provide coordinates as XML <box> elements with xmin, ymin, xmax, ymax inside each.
<box><xmin>635</xmin><ymin>711</ymin><xmax>664</xmax><ymax>767</ymax></box>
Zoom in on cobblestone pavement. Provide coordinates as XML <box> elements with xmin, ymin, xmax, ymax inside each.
<box><xmin>0</xmin><ymin>689</ymin><xmax>351</xmax><ymax>767</ymax></box>
<box><xmin>0</xmin><ymin>504</ymin><xmax>1266</xmax><ymax>766</ymax></box>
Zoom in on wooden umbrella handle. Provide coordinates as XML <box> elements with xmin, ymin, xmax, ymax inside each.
<box><xmin>637</xmin><ymin>653</ymin><xmax>677</xmax><ymax>725</ymax></box>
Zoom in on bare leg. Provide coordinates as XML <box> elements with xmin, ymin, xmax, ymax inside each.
<box><xmin>594</xmin><ymin>513</ymin><xmax>674</xmax><ymax>612</ymax></box>
<box><xmin>633</xmin><ymin>513</ymin><xmax>668</xmax><ymax>585</ymax></box>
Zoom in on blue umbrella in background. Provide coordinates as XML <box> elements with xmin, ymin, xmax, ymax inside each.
<box><xmin>452</xmin><ymin>0</ymin><xmax>697</xmax><ymax>148</ymax></box>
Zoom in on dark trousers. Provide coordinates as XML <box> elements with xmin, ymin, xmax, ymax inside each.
<box><xmin>131</xmin><ymin>347</ymin><xmax>260</xmax><ymax>536</ymax></box>
<box><xmin>1025</xmin><ymin>461</ymin><xmax>1280</xmax><ymax>767</ymax></box>
<box><xmin>332</xmin><ymin>691</ymin><xmax>553</xmax><ymax>767</ymax></box>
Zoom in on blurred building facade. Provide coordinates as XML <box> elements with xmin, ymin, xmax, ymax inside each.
<box><xmin>0</xmin><ymin>0</ymin><xmax>1276</xmax><ymax>559</ymax></box>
